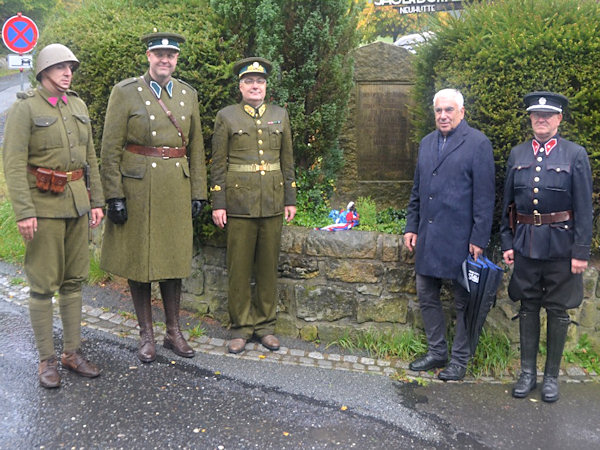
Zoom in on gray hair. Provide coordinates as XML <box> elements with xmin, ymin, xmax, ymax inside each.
<box><xmin>433</xmin><ymin>88</ymin><xmax>464</xmax><ymax>109</ymax></box>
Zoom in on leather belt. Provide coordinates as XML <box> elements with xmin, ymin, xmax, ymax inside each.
<box><xmin>126</xmin><ymin>144</ymin><xmax>186</xmax><ymax>159</ymax></box>
<box><xmin>517</xmin><ymin>210</ymin><xmax>572</xmax><ymax>226</ymax></box>
<box><xmin>27</xmin><ymin>165</ymin><xmax>84</xmax><ymax>182</ymax></box>
<box><xmin>228</xmin><ymin>162</ymin><xmax>281</xmax><ymax>172</ymax></box>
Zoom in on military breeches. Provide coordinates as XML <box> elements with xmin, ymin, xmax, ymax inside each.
<box><xmin>226</xmin><ymin>215</ymin><xmax>283</xmax><ymax>339</ymax></box>
<box><xmin>25</xmin><ymin>216</ymin><xmax>89</xmax><ymax>298</ymax></box>
<box><xmin>508</xmin><ymin>252</ymin><xmax>583</xmax><ymax>311</ymax></box>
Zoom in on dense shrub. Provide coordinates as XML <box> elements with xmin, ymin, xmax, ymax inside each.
<box><xmin>36</xmin><ymin>0</ymin><xmax>240</xmax><ymax>150</ymax></box>
<box><xmin>412</xmin><ymin>0</ymin><xmax>600</xmax><ymax>238</ymax></box>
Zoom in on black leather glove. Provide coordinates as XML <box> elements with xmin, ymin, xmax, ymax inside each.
<box><xmin>191</xmin><ymin>199</ymin><xmax>207</xmax><ymax>219</ymax></box>
<box><xmin>107</xmin><ymin>198</ymin><xmax>127</xmax><ymax>224</ymax></box>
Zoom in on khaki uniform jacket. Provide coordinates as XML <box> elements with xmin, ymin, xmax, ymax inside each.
<box><xmin>210</xmin><ymin>102</ymin><xmax>296</xmax><ymax>217</ymax></box>
<box><xmin>100</xmin><ymin>73</ymin><xmax>207</xmax><ymax>282</ymax></box>
<box><xmin>3</xmin><ymin>86</ymin><xmax>104</xmax><ymax>221</ymax></box>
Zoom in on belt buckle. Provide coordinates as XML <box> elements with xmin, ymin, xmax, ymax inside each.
<box><xmin>533</xmin><ymin>212</ymin><xmax>542</xmax><ymax>226</ymax></box>
<box><xmin>162</xmin><ymin>146</ymin><xmax>170</xmax><ymax>159</ymax></box>
<box><xmin>66</xmin><ymin>171</ymin><xmax>73</xmax><ymax>182</ymax></box>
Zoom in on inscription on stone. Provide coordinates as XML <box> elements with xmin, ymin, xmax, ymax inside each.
<box><xmin>357</xmin><ymin>83</ymin><xmax>416</xmax><ymax>181</ymax></box>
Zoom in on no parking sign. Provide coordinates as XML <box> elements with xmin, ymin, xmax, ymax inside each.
<box><xmin>2</xmin><ymin>13</ymin><xmax>39</xmax><ymax>54</ymax></box>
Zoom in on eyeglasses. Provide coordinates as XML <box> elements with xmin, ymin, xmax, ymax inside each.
<box><xmin>241</xmin><ymin>77</ymin><xmax>267</xmax><ymax>85</ymax></box>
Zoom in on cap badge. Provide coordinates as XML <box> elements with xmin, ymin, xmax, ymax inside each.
<box><xmin>162</xmin><ymin>39</ymin><xmax>169</xmax><ymax>45</ymax></box>
<box><xmin>253</xmin><ymin>62</ymin><xmax>260</xmax><ymax>68</ymax></box>
<box><xmin>539</xmin><ymin>97</ymin><xmax>546</xmax><ymax>105</ymax></box>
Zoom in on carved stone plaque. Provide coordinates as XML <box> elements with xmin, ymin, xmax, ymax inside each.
<box><xmin>356</xmin><ymin>83</ymin><xmax>416</xmax><ymax>181</ymax></box>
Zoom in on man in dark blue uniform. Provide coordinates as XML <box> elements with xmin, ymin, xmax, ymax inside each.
<box><xmin>501</xmin><ymin>91</ymin><xmax>593</xmax><ymax>402</ymax></box>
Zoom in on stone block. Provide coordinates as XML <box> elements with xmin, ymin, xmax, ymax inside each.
<box><xmin>204</xmin><ymin>266</ymin><xmax>228</xmax><ymax>292</ymax></box>
<box><xmin>300</xmin><ymin>324</ymin><xmax>319</xmax><ymax>342</ymax></box>
<box><xmin>279</xmin><ymin>254</ymin><xmax>319</xmax><ymax>279</ymax></box>
<box><xmin>381</xmin><ymin>234</ymin><xmax>401</xmax><ymax>262</ymax></box>
<box><xmin>306</xmin><ymin>229</ymin><xmax>378</xmax><ymax>259</ymax></box>
<box><xmin>274</xmin><ymin>313</ymin><xmax>298</xmax><ymax>338</ymax></box>
<box><xmin>181</xmin><ymin>293</ymin><xmax>209</xmax><ymax>315</ymax></box>
<box><xmin>281</xmin><ymin>225</ymin><xmax>308</xmax><ymax>254</ymax></box>
<box><xmin>317</xmin><ymin>322</ymin><xmax>354</xmax><ymax>344</ymax></box>
<box><xmin>199</xmin><ymin>245</ymin><xmax>227</xmax><ymax>268</ymax></box>
<box><xmin>324</xmin><ymin>259</ymin><xmax>383</xmax><ymax>283</ymax></box>
<box><xmin>208</xmin><ymin>294</ymin><xmax>229</xmax><ymax>325</ymax></box>
<box><xmin>577</xmin><ymin>299</ymin><xmax>599</xmax><ymax>329</ymax></box>
<box><xmin>183</xmin><ymin>263</ymin><xmax>204</xmax><ymax>296</ymax></box>
<box><xmin>356</xmin><ymin>284</ymin><xmax>383</xmax><ymax>296</ymax></box>
<box><xmin>356</xmin><ymin>295</ymin><xmax>409</xmax><ymax>324</ymax></box>
<box><xmin>295</xmin><ymin>283</ymin><xmax>355</xmax><ymax>321</ymax></box>
<box><xmin>386</xmin><ymin>267</ymin><xmax>416</xmax><ymax>294</ymax></box>
<box><xmin>583</xmin><ymin>269</ymin><xmax>597</xmax><ymax>298</ymax></box>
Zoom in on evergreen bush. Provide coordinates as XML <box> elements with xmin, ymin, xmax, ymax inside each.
<box><xmin>412</xmin><ymin>0</ymin><xmax>600</xmax><ymax>237</ymax></box>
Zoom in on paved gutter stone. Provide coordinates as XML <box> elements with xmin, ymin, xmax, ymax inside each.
<box><xmin>0</xmin><ymin>270</ymin><xmax>598</xmax><ymax>384</ymax></box>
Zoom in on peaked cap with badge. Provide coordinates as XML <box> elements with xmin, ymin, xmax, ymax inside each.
<box><xmin>524</xmin><ymin>91</ymin><xmax>568</xmax><ymax>114</ymax></box>
<box><xmin>233</xmin><ymin>57</ymin><xmax>272</xmax><ymax>78</ymax></box>
<box><xmin>140</xmin><ymin>30</ymin><xmax>185</xmax><ymax>51</ymax></box>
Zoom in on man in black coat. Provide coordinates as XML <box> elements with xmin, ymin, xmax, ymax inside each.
<box><xmin>501</xmin><ymin>91</ymin><xmax>592</xmax><ymax>402</ymax></box>
<box><xmin>404</xmin><ymin>88</ymin><xmax>495</xmax><ymax>381</ymax></box>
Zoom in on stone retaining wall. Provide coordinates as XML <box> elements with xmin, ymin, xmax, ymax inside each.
<box><xmin>183</xmin><ymin>226</ymin><xmax>600</xmax><ymax>351</ymax></box>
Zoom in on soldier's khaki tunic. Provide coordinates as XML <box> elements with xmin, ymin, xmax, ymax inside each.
<box><xmin>3</xmin><ymin>86</ymin><xmax>104</xmax><ymax>295</ymax></box>
<box><xmin>211</xmin><ymin>102</ymin><xmax>296</xmax><ymax>338</ymax></box>
<box><xmin>100</xmin><ymin>73</ymin><xmax>207</xmax><ymax>282</ymax></box>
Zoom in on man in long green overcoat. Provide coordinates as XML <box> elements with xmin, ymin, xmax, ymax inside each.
<box><xmin>211</xmin><ymin>57</ymin><xmax>296</xmax><ymax>354</ymax></box>
<box><xmin>100</xmin><ymin>31</ymin><xmax>207</xmax><ymax>363</ymax></box>
<box><xmin>3</xmin><ymin>44</ymin><xmax>104</xmax><ymax>388</ymax></box>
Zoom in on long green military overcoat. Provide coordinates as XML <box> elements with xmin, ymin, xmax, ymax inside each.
<box><xmin>100</xmin><ymin>73</ymin><xmax>207</xmax><ymax>282</ymax></box>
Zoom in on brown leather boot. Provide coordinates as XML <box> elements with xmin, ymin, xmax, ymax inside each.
<box><xmin>129</xmin><ymin>280</ymin><xmax>156</xmax><ymax>363</ymax></box>
<box><xmin>39</xmin><ymin>356</ymin><xmax>60</xmax><ymax>388</ymax></box>
<box><xmin>160</xmin><ymin>279</ymin><xmax>194</xmax><ymax>358</ymax></box>
<box><xmin>61</xmin><ymin>351</ymin><xmax>100</xmax><ymax>378</ymax></box>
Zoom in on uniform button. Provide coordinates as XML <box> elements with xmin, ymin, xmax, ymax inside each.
<box><xmin>429</xmin><ymin>195</ymin><xmax>433</xmax><ymax>200</ymax></box>
<box><xmin>68</xmin><ymin>130</ymin><xmax>72</xmax><ymax>134</ymax></box>
<box><xmin>137</xmin><ymin>87</ymin><xmax>143</xmax><ymax>91</ymax></box>
<box><xmin>261</xmin><ymin>160</ymin><xmax>265</xmax><ymax>165</ymax></box>
<box><xmin>182</xmin><ymin>89</ymin><xmax>187</xmax><ymax>95</ymax></box>
<box><xmin>256</xmin><ymin>120</ymin><xmax>261</xmax><ymax>125</ymax></box>
<box><xmin>517</xmin><ymin>166</ymin><xmax>521</xmax><ymax>170</ymax></box>
<box><xmin>260</xmin><ymin>170</ymin><xmax>265</xmax><ymax>175</ymax></box>
<box><xmin>146</xmin><ymin>101</ymin><xmax>151</xmax><ymax>105</ymax></box>
<box><xmin>534</xmin><ymin>188</ymin><xmax>539</xmax><ymax>193</ymax></box>
<box><xmin>556</xmin><ymin>168</ymin><xmax>561</xmax><ymax>172</ymax></box>
<box><xmin>176</xmin><ymin>162</ymin><xmax>180</xmax><ymax>167</ymax></box>
<box><xmin>239</xmin><ymin>130</ymin><xmax>243</xmax><ymax>134</ymax></box>
<box><xmin>433</xmin><ymin>171</ymin><xmax>437</xmax><ymax>176</ymax></box>
<box><xmin>152</xmin><ymin>162</ymin><xmax>157</xmax><ymax>168</ymax></box>
<box><xmin>533</xmin><ymin>210</ymin><xmax>539</xmax><ymax>214</ymax></box>
<box><xmin>180</xmin><ymin>101</ymin><xmax>185</xmax><ymax>107</ymax></box>
<box><xmin>258</xmin><ymin>129</ymin><xmax>263</xmax><ymax>135</ymax></box>
<box><xmin>259</xmin><ymin>150</ymin><xmax>264</xmax><ymax>155</ymax></box>
<box><xmin>533</xmin><ymin>199</ymin><xmax>538</xmax><ymax>205</ymax></box>
<box><xmin>235</xmin><ymin>184</ymin><xmax>239</xmax><ymax>188</ymax></box>
<box><xmin>534</xmin><ymin>177</ymin><xmax>540</xmax><ymax>182</ymax></box>
<box><xmin>258</xmin><ymin>139</ymin><xmax>263</xmax><ymax>145</ymax></box>
<box><xmin>565</xmin><ymin>225</ymin><xmax>569</xmax><ymax>229</ymax></box>
<box><xmin>152</xmin><ymin>131</ymin><xmax>157</xmax><ymax>136</ymax></box>
<box><xmin>428</xmin><ymin>219</ymin><xmax>433</xmax><ymax>223</ymax></box>
<box><xmin>537</xmin><ymin>157</ymin><xmax>543</xmax><ymax>162</ymax></box>
<box><xmin>150</xmin><ymin>115</ymin><xmax>155</xmax><ymax>120</ymax></box>
<box><xmin>63</xmin><ymin>117</ymin><xmax>67</xmax><ymax>121</ymax></box>
<box><xmin>181</xmin><ymin>116</ymin><xmax>186</xmax><ymax>121</ymax></box>
<box><xmin>535</xmin><ymin>166</ymin><xmax>541</xmax><ymax>172</ymax></box>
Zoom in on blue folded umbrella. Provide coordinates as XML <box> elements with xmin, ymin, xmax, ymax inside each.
<box><xmin>458</xmin><ymin>254</ymin><xmax>505</xmax><ymax>357</ymax></box>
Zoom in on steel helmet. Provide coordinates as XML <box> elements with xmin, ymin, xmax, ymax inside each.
<box><xmin>35</xmin><ymin>44</ymin><xmax>80</xmax><ymax>81</ymax></box>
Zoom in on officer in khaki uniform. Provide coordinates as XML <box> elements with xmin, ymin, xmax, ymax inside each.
<box><xmin>100</xmin><ymin>31</ymin><xmax>207</xmax><ymax>363</ymax></box>
<box><xmin>501</xmin><ymin>92</ymin><xmax>593</xmax><ymax>402</ymax></box>
<box><xmin>211</xmin><ymin>57</ymin><xmax>296</xmax><ymax>354</ymax></box>
<box><xmin>3</xmin><ymin>44</ymin><xmax>104</xmax><ymax>388</ymax></box>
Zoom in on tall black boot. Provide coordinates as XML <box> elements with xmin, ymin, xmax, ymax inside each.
<box><xmin>512</xmin><ymin>311</ymin><xmax>540</xmax><ymax>398</ymax></box>
<box><xmin>128</xmin><ymin>280</ymin><xmax>155</xmax><ymax>363</ymax></box>
<box><xmin>542</xmin><ymin>313</ymin><xmax>570</xmax><ymax>403</ymax></box>
<box><xmin>160</xmin><ymin>279</ymin><xmax>194</xmax><ymax>358</ymax></box>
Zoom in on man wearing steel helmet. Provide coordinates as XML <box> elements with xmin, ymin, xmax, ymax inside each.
<box><xmin>3</xmin><ymin>44</ymin><xmax>105</xmax><ymax>388</ymax></box>
<box><xmin>100</xmin><ymin>31</ymin><xmax>207</xmax><ymax>363</ymax></box>
<box><xmin>211</xmin><ymin>57</ymin><xmax>296</xmax><ymax>354</ymax></box>
<box><xmin>501</xmin><ymin>91</ymin><xmax>593</xmax><ymax>403</ymax></box>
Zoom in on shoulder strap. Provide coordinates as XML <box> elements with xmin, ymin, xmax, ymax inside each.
<box><xmin>140</xmin><ymin>76</ymin><xmax>187</xmax><ymax>147</ymax></box>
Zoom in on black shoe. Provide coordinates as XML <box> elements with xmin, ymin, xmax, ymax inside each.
<box><xmin>438</xmin><ymin>363</ymin><xmax>466</xmax><ymax>381</ymax></box>
<box><xmin>541</xmin><ymin>376</ymin><xmax>559</xmax><ymax>403</ymax></box>
<box><xmin>409</xmin><ymin>354</ymin><xmax>447</xmax><ymax>372</ymax></box>
<box><xmin>512</xmin><ymin>371</ymin><xmax>537</xmax><ymax>398</ymax></box>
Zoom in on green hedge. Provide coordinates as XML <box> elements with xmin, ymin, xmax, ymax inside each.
<box><xmin>36</xmin><ymin>0</ymin><xmax>240</xmax><ymax>151</ymax></box>
<box><xmin>412</xmin><ymin>0</ymin><xmax>600</xmax><ymax>241</ymax></box>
